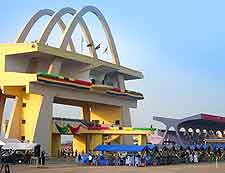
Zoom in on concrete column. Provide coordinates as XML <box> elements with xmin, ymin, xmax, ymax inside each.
<box><xmin>117</xmin><ymin>74</ymin><xmax>126</xmax><ymax>92</ymax></box>
<box><xmin>93</xmin><ymin>73</ymin><xmax>106</xmax><ymax>85</ymax></box>
<box><xmin>48</xmin><ymin>58</ymin><xmax>63</xmax><ymax>74</ymax></box>
<box><xmin>121</xmin><ymin>105</ymin><xmax>131</xmax><ymax>127</ymax></box>
<box><xmin>82</xmin><ymin>105</ymin><xmax>90</xmax><ymax>122</ymax></box>
<box><xmin>5</xmin><ymin>96</ymin><xmax>22</xmax><ymax>139</ymax></box>
<box><xmin>51</xmin><ymin>134</ymin><xmax>61</xmax><ymax>158</ymax></box>
<box><xmin>89</xmin><ymin>134</ymin><xmax>103</xmax><ymax>151</ymax></box>
<box><xmin>175</xmin><ymin>126</ymin><xmax>183</xmax><ymax>145</ymax></box>
<box><xmin>137</xmin><ymin>135</ymin><xmax>147</xmax><ymax>145</ymax></box>
<box><xmin>33</xmin><ymin>95</ymin><xmax>53</xmax><ymax>155</ymax></box>
<box><xmin>161</xmin><ymin>127</ymin><xmax>168</xmax><ymax>144</ymax></box>
<box><xmin>0</xmin><ymin>93</ymin><xmax>6</xmax><ymax>134</ymax></box>
<box><xmin>73</xmin><ymin>134</ymin><xmax>87</xmax><ymax>154</ymax></box>
<box><xmin>120</xmin><ymin>106</ymin><xmax>132</xmax><ymax>144</ymax></box>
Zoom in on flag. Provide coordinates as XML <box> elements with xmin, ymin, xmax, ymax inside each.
<box><xmin>87</xmin><ymin>42</ymin><xmax>93</xmax><ymax>47</ymax></box>
<box><xmin>95</xmin><ymin>43</ymin><xmax>101</xmax><ymax>50</ymax></box>
<box><xmin>103</xmin><ymin>46</ymin><xmax>108</xmax><ymax>53</ymax></box>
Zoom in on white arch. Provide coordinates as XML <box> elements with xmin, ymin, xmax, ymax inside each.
<box><xmin>39</xmin><ymin>7</ymin><xmax>97</xmax><ymax>58</ymax></box>
<box><xmin>59</xmin><ymin>6</ymin><xmax>120</xmax><ymax>65</ymax></box>
<box><xmin>16</xmin><ymin>9</ymin><xmax>75</xmax><ymax>52</ymax></box>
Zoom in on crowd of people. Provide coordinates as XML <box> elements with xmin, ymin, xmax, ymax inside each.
<box><xmin>74</xmin><ymin>144</ymin><xmax>225</xmax><ymax>166</ymax></box>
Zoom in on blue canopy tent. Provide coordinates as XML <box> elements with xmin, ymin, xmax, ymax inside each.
<box><xmin>202</xmin><ymin>144</ymin><xmax>208</xmax><ymax>150</ymax></box>
<box><xmin>147</xmin><ymin>144</ymin><xmax>156</xmax><ymax>150</ymax></box>
<box><xmin>94</xmin><ymin>145</ymin><xmax>150</xmax><ymax>152</ymax></box>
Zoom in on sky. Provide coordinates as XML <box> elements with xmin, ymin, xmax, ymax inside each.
<box><xmin>1</xmin><ymin>0</ymin><xmax>225</xmax><ymax>129</ymax></box>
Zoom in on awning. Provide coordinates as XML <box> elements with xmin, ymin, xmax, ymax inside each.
<box><xmin>2</xmin><ymin>143</ymin><xmax>36</xmax><ymax>150</ymax></box>
<box><xmin>94</xmin><ymin>145</ymin><xmax>149</xmax><ymax>152</ymax></box>
<box><xmin>0</xmin><ymin>137</ymin><xmax>21</xmax><ymax>146</ymax></box>
<box><xmin>147</xmin><ymin>144</ymin><xmax>156</xmax><ymax>150</ymax></box>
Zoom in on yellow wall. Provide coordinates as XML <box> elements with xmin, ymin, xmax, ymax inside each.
<box><xmin>90</xmin><ymin>104</ymin><xmax>122</xmax><ymax>125</ymax></box>
<box><xmin>4</xmin><ymin>89</ymin><xmax>44</xmax><ymax>143</ymax></box>
<box><xmin>22</xmin><ymin>94</ymin><xmax>43</xmax><ymax>142</ymax></box>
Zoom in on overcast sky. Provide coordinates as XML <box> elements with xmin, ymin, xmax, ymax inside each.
<box><xmin>1</xmin><ymin>0</ymin><xmax>225</xmax><ymax>129</ymax></box>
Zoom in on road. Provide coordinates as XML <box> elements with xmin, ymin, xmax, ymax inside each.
<box><xmin>10</xmin><ymin>162</ymin><xmax>225</xmax><ymax>173</ymax></box>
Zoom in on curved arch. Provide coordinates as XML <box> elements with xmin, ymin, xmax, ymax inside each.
<box><xmin>39</xmin><ymin>7</ymin><xmax>97</xmax><ymax>57</ymax></box>
<box><xmin>16</xmin><ymin>9</ymin><xmax>75</xmax><ymax>52</ymax></box>
<box><xmin>59</xmin><ymin>6</ymin><xmax>120</xmax><ymax>65</ymax></box>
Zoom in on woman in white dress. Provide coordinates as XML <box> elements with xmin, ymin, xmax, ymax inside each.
<box><xmin>194</xmin><ymin>152</ymin><xmax>198</xmax><ymax>163</ymax></box>
<box><xmin>189</xmin><ymin>152</ymin><xmax>193</xmax><ymax>163</ymax></box>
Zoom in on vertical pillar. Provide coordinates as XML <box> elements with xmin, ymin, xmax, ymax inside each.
<box><xmin>161</xmin><ymin>127</ymin><xmax>168</xmax><ymax>144</ymax></box>
<box><xmin>0</xmin><ymin>93</ymin><xmax>6</xmax><ymax>134</ymax></box>
<box><xmin>48</xmin><ymin>58</ymin><xmax>63</xmax><ymax>74</ymax></box>
<box><xmin>175</xmin><ymin>127</ymin><xmax>183</xmax><ymax>145</ymax></box>
<box><xmin>5</xmin><ymin>96</ymin><xmax>22</xmax><ymax>139</ymax></box>
<box><xmin>120</xmin><ymin>106</ymin><xmax>132</xmax><ymax>144</ymax></box>
<box><xmin>121</xmin><ymin>105</ymin><xmax>131</xmax><ymax>127</ymax></box>
<box><xmin>82</xmin><ymin>105</ymin><xmax>90</xmax><ymax>122</ymax></box>
<box><xmin>73</xmin><ymin>134</ymin><xmax>87</xmax><ymax>154</ymax></box>
<box><xmin>137</xmin><ymin>135</ymin><xmax>147</xmax><ymax>145</ymax></box>
<box><xmin>51</xmin><ymin>134</ymin><xmax>61</xmax><ymax>158</ymax></box>
<box><xmin>6</xmin><ymin>92</ymin><xmax>54</xmax><ymax>156</ymax></box>
<box><xmin>32</xmin><ymin>95</ymin><xmax>53</xmax><ymax>155</ymax></box>
<box><xmin>89</xmin><ymin>134</ymin><xmax>103</xmax><ymax>151</ymax></box>
<box><xmin>93</xmin><ymin>73</ymin><xmax>106</xmax><ymax>85</ymax></box>
<box><xmin>117</xmin><ymin>74</ymin><xmax>126</xmax><ymax>92</ymax></box>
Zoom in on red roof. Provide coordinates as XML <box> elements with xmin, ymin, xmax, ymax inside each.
<box><xmin>201</xmin><ymin>113</ymin><xmax>225</xmax><ymax>123</ymax></box>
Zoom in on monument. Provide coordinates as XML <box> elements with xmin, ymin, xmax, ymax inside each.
<box><xmin>0</xmin><ymin>6</ymin><xmax>150</xmax><ymax>156</ymax></box>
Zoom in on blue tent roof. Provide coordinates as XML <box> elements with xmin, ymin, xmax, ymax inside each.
<box><xmin>94</xmin><ymin>145</ymin><xmax>149</xmax><ymax>152</ymax></box>
<box><xmin>147</xmin><ymin>144</ymin><xmax>156</xmax><ymax>150</ymax></box>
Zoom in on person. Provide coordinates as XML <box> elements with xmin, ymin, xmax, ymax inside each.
<box><xmin>26</xmin><ymin>151</ymin><xmax>32</xmax><ymax>164</ymax></box>
<box><xmin>78</xmin><ymin>154</ymin><xmax>82</xmax><ymax>163</ymax></box>
<box><xmin>131</xmin><ymin>155</ymin><xmax>135</xmax><ymax>166</ymax></box>
<box><xmin>58</xmin><ymin>149</ymin><xmax>60</xmax><ymax>158</ymax></box>
<box><xmin>125</xmin><ymin>155</ymin><xmax>130</xmax><ymax>166</ymax></box>
<box><xmin>189</xmin><ymin>152</ymin><xmax>193</xmax><ymax>163</ymax></box>
<box><xmin>194</xmin><ymin>152</ymin><xmax>198</xmax><ymax>163</ymax></box>
<box><xmin>88</xmin><ymin>154</ymin><xmax>93</xmax><ymax>165</ymax></box>
<box><xmin>75</xmin><ymin>149</ymin><xmax>78</xmax><ymax>158</ymax></box>
<box><xmin>41</xmin><ymin>151</ymin><xmax>46</xmax><ymax>166</ymax></box>
<box><xmin>0</xmin><ymin>150</ymin><xmax>13</xmax><ymax>173</ymax></box>
<box><xmin>25</xmin><ymin>151</ymin><xmax>29</xmax><ymax>164</ymax></box>
<box><xmin>135</xmin><ymin>155</ymin><xmax>141</xmax><ymax>167</ymax></box>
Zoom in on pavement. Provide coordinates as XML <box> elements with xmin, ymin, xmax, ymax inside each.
<box><xmin>8</xmin><ymin>162</ymin><xmax>225</xmax><ymax>173</ymax></box>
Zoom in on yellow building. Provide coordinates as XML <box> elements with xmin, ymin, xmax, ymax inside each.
<box><xmin>0</xmin><ymin>6</ymin><xmax>151</xmax><ymax>156</ymax></box>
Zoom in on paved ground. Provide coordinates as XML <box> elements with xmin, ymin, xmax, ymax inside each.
<box><xmin>8</xmin><ymin>162</ymin><xmax>225</xmax><ymax>173</ymax></box>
